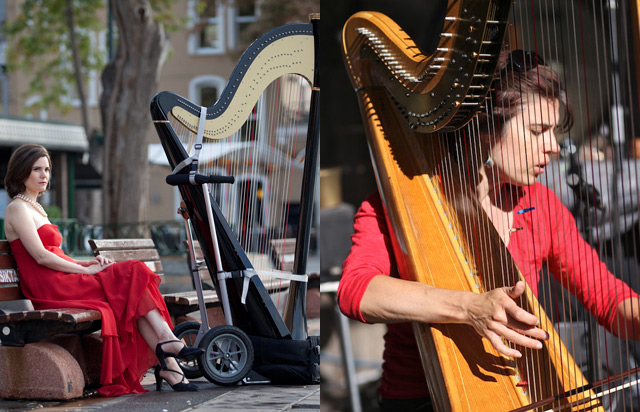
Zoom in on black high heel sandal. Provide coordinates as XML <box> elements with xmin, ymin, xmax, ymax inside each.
<box><xmin>155</xmin><ymin>340</ymin><xmax>204</xmax><ymax>368</ymax></box>
<box><xmin>154</xmin><ymin>364</ymin><xmax>198</xmax><ymax>392</ymax></box>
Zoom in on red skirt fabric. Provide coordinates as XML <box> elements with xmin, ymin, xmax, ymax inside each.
<box><xmin>10</xmin><ymin>224</ymin><xmax>173</xmax><ymax>396</ymax></box>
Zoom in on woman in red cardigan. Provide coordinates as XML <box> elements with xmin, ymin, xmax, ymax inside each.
<box><xmin>338</xmin><ymin>50</ymin><xmax>640</xmax><ymax>411</ymax></box>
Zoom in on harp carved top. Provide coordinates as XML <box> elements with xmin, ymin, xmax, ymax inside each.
<box><xmin>342</xmin><ymin>1</ymin><xmax>511</xmax><ymax>132</ymax></box>
<box><xmin>169</xmin><ymin>31</ymin><xmax>314</xmax><ymax>140</ymax></box>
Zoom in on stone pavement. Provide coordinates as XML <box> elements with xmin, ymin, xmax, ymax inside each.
<box><xmin>0</xmin><ymin>378</ymin><xmax>320</xmax><ymax>412</ymax></box>
<box><xmin>0</xmin><ymin>318</ymin><xmax>320</xmax><ymax>412</ymax></box>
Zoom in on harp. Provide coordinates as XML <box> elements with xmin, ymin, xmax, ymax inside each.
<box><xmin>150</xmin><ymin>17</ymin><xmax>319</xmax><ymax>342</ymax></box>
<box><xmin>342</xmin><ymin>1</ymin><xmax>640</xmax><ymax>411</ymax></box>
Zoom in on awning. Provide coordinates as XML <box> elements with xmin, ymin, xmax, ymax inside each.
<box><xmin>148</xmin><ymin>143</ymin><xmax>304</xmax><ymax>170</ymax></box>
<box><xmin>0</xmin><ymin>117</ymin><xmax>88</xmax><ymax>152</ymax></box>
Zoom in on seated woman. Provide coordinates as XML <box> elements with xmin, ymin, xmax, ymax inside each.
<box><xmin>338</xmin><ymin>50</ymin><xmax>640</xmax><ymax>411</ymax></box>
<box><xmin>3</xmin><ymin>144</ymin><xmax>203</xmax><ymax>396</ymax></box>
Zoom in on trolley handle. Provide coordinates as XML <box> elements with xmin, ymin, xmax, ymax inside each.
<box><xmin>166</xmin><ymin>173</ymin><xmax>235</xmax><ymax>186</ymax></box>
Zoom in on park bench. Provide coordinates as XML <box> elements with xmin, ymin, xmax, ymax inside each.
<box><xmin>0</xmin><ymin>238</ymin><xmax>182</xmax><ymax>400</ymax></box>
<box><xmin>90</xmin><ymin>238</ymin><xmax>291</xmax><ymax>323</ymax></box>
<box><xmin>0</xmin><ymin>240</ymin><xmax>103</xmax><ymax>400</ymax></box>
<box><xmin>0</xmin><ymin>242</ymin><xmax>102</xmax><ymax>347</ymax></box>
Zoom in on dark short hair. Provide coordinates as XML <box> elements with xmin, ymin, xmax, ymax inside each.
<box><xmin>478</xmin><ymin>49</ymin><xmax>573</xmax><ymax>135</ymax></box>
<box><xmin>4</xmin><ymin>144</ymin><xmax>52</xmax><ymax>198</ymax></box>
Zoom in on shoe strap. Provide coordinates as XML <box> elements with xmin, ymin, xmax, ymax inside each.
<box><xmin>157</xmin><ymin>340</ymin><xmax>185</xmax><ymax>352</ymax></box>
<box><xmin>158</xmin><ymin>339</ymin><xmax>182</xmax><ymax>346</ymax></box>
<box><xmin>161</xmin><ymin>367</ymin><xmax>187</xmax><ymax>384</ymax></box>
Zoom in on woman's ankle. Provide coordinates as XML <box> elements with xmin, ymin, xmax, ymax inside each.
<box><xmin>161</xmin><ymin>359</ymin><xmax>189</xmax><ymax>384</ymax></box>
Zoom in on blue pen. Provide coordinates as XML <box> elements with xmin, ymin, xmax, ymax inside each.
<box><xmin>517</xmin><ymin>207</ymin><xmax>535</xmax><ymax>214</ymax></box>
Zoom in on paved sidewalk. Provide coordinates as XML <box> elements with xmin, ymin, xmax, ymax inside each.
<box><xmin>0</xmin><ymin>379</ymin><xmax>320</xmax><ymax>412</ymax></box>
<box><xmin>1</xmin><ymin>318</ymin><xmax>320</xmax><ymax>412</ymax></box>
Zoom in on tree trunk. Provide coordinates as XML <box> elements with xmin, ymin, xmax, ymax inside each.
<box><xmin>100</xmin><ymin>0</ymin><xmax>168</xmax><ymax>226</ymax></box>
<box><xmin>64</xmin><ymin>0</ymin><xmax>90</xmax><ymax>139</ymax></box>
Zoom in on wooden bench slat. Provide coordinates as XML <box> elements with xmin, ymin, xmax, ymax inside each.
<box><xmin>90</xmin><ymin>239</ymin><xmax>156</xmax><ymax>251</ymax></box>
<box><xmin>163</xmin><ymin>290</ymin><xmax>219</xmax><ymax>305</ymax></box>
<box><xmin>0</xmin><ymin>254</ymin><xmax>17</xmax><ymax>268</ymax></box>
<box><xmin>0</xmin><ymin>285</ymin><xmax>23</xmax><ymax>301</ymax></box>
<box><xmin>143</xmin><ymin>261</ymin><xmax>164</xmax><ymax>274</ymax></box>
<box><xmin>191</xmin><ymin>241</ymin><xmax>205</xmax><ymax>260</ymax></box>
<box><xmin>0</xmin><ymin>241</ymin><xmax>11</xmax><ymax>252</ymax></box>
<box><xmin>96</xmin><ymin>250</ymin><xmax>160</xmax><ymax>262</ymax></box>
<box><xmin>0</xmin><ymin>309</ymin><xmax>100</xmax><ymax>324</ymax></box>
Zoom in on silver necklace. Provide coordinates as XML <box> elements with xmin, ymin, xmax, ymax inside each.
<box><xmin>14</xmin><ymin>194</ymin><xmax>48</xmax><ymax>217</ymax></box>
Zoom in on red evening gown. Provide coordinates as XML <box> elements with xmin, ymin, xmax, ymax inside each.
<box><xmin>9</xmin><ymin>224</ymin><xmax>173</xmax><ymax>397</ymax></box>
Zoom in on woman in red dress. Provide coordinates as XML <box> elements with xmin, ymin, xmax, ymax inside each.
<box><xmin>3</xmin><ymin>144</ymin><xmax>203</xmax><ymax>396</ymax></box>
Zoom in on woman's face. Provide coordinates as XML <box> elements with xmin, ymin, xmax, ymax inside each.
<box><xmin>24</xmin><ymin>156</ymin><xmax>51</xmax><ymax>195</ymax></box>
<box><xmin>489</xmin><ymin>95</ymin><xmax>561</xmax><ymax>186</ymax></box>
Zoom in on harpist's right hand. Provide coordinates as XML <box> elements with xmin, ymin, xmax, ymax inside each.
<box><xmin>465</xmin><ymin>281</ymin><xmax>549</xmax><ymax>358</ymax></box>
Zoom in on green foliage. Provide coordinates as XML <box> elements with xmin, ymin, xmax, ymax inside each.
<box><xmin>43</xmin><ymin>204</ymin><xmax>62</xmax><ymax>219</ymax></box>
<box><xmin>4</xmin><ymin>0</ymin><xmax>188</xmax><ymax>116</ymax></box>
<box><xmin>237</xmin><ymin>0</ymin><xmax>318</xmax><ymax>50</ymax></box>
<box><xmin>4</xmin><ymin>0</ymin><xmax>106</xmax><ymax>115</ymax></box>
<box><xmin>150</xmin><ymin>0</ymin><xmax>190</xmax><ymax>32</ymax></box>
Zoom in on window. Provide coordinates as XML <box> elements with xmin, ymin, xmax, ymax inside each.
<box><xmin>189</xmin><ymin>75</ymin><xmax>226</xmax><ymax>107</ymax></box>
<box><xmin>24</xmin><ymin>96</ymin><xmax>48</xmax><ymax>121</ymax></box>
<box><xmin>231</xmin><ymin>0</ymin><xmax>259</xmax><ymax>46</ymax></box>
<box><xmin>189</xmin><ymin>0</ymin><xmax>260</xmax><ymax>55</ymax></box>
<box><xmin>188</xmin><ymin>0</ymin><xmax>224</xmax><ymax>55</ymax></box>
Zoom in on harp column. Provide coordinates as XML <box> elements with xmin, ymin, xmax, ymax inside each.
<box><xmin>283</xmin><ymin>13</ymin><xmax>320</xmax><ymax>340</ymax></box>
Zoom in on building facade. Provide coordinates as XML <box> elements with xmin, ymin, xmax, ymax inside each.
<box><xmin>0</xmin><ymin>0</ymin><xmax>308</xmax><ymax>229</ymax></box>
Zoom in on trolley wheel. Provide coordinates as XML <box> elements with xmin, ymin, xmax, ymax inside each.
<box><xmin>198</xmin><ymin>325</ymin><xmax>254</xmax><ymax>386</ymax></box>
<box><xmin>172</xmin><ymin>321</ymin><xmax>204</xmax><ymax>379</ymax></box>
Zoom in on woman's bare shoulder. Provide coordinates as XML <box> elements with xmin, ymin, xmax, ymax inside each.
<box><xmin>5</xmin><ymin>199</ymin><xmax>29</xmax><ymax>220</ymax></box>
<box><xmin>4</xmin><ymin>201</ymin><xmax>33</xmax><ymax>240</ymax></box>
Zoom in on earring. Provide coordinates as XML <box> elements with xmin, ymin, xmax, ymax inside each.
<box><xmin>484</xmin><ymin>155</ymin><xmax>494</xmax><ymax>168</ymax></box>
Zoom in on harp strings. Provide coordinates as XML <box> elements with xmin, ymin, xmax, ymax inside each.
<box><xmin>517</xmin><ymin>2</ymin><xmax>556</xmax><ymax>403</ymax></box>
<box><xmin>602</xmin><ymin>0</ymin><xmax>640</xmax><ymax>402</ymax></box>
<box><xmin>512</xmin><ymin>0</ymin><xmax>640</xmax><ymax>407</ymax></box>
<box><xmin>167</xmin><ymin>74</ymin><xmax>311</xmax><ymax>313</ymax></box>
<box><xmin>513</xmin><ymin>0</ymin><xmax>577</xmax><ymax>404</ymax></box>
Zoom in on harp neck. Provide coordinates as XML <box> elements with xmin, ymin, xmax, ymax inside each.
<box><xmin>152</xmin><ymin>22</ymin><xmax>316</xmax><ymax>140</ymax></box>
<box><xmin>342</xmin><ymin>3</ymin><xmax>510</xmax><ymax>132</ymax></box>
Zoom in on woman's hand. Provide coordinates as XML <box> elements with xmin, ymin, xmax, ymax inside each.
<box><xmin>78</xmin><ymin>256</ymin><xmax>114</xmax><ymax>267</ymax></box>
<box><xmin>465</xmin><ymin>281</ymin><xmax>549</xmax><ymax>358</ymax></box>
<box><xmin>81</xmin><ymin>257</ymin><xmax>115</xmax><ymax>275</ymax></box>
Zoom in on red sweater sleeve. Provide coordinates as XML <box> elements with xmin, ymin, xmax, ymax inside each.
<box><xmin>543</xmin><ymin>185</ymin><xmax>639</xmax><ymax>332</ymax></box>
<box><xmin>337</xmin><ymin>192</ymin><xmax>395</xmax><ymax>323</ymax></box>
